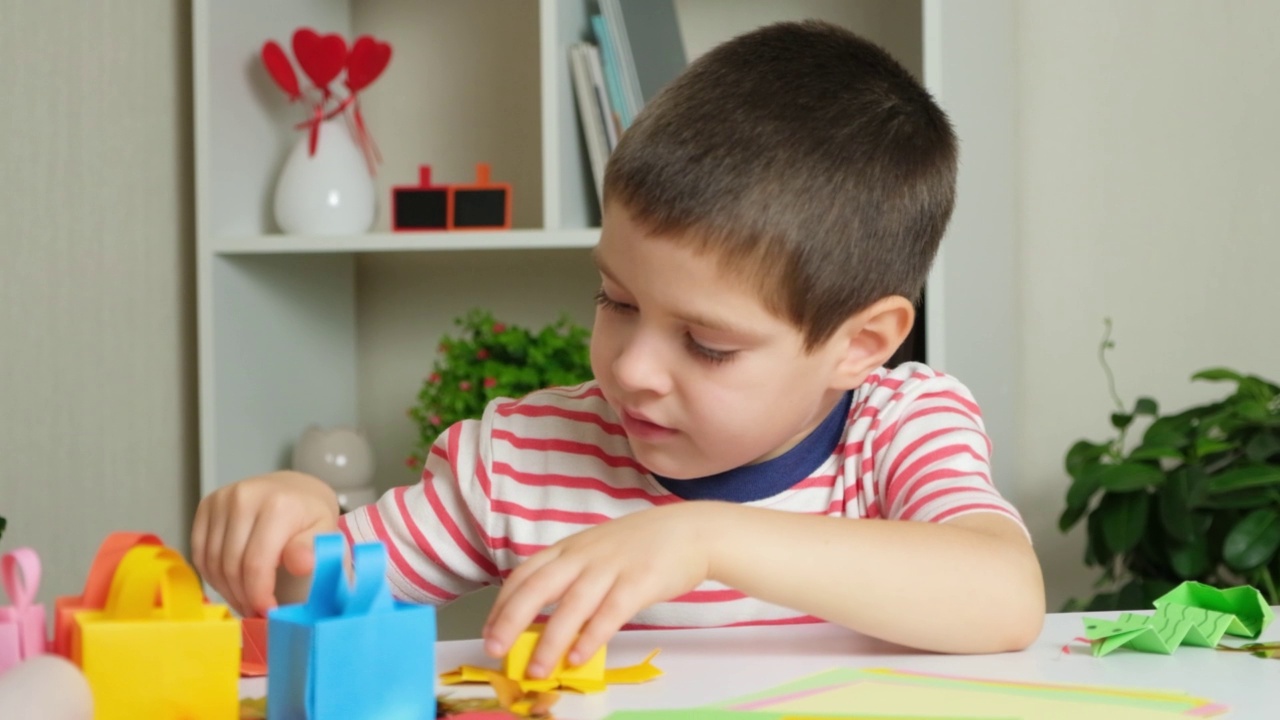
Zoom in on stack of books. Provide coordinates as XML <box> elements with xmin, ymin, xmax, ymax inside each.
<box><xmin>570</xmin><ymin>0</ymin><xmax>687</xmax><ymax>205</ymax></box>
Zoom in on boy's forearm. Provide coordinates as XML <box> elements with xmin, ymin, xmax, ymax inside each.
<box><xmin>696</xmin><ymin>502</ymin><xmax>1045</xmax><ymax>653</ymax></box>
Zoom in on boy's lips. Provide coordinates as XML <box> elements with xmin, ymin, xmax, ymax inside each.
<box><xmin>620</xmin><ymin>409</ymin><xmax>677</xmax><ymax>440</ymax></box>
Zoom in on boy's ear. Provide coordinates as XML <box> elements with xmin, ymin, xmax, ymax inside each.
<box><xmin>829</xmin><ymin>296</ymin><xmax>915</xmax><ymax>389</ymax></box>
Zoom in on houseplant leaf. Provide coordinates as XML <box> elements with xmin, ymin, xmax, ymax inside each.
<box><xmin>1142</xmin><ymin>416</ymin><xmax>1191</xmax><ymax>449</ymax></box>
<box><xmin>1167</xmin><ymin>533</ymin><xmax>1211</xmax><ymax>579</ymax></box>
<box><xmin>1159</xmin><ymin>468</ymin><xmax>1195</xmax><ymax>541</ymax></box>
<box><xmin>1097</xmin><ymin>491</ymin><xmax>1150</xmax><ymax>554</ymax></box>
<box><xmin>1208</xmin><ymin>466</ymin><xmax>1280</xmax><ymax>494</ymax></box>
<box><xmin>1246</xmin><ymin>431</ymin><xmax>1280</xmax><ymax>463</ymax></box>
<box><xmin>1193</xmin><ymin>368</ymin><xmax>1245</xmax><ymax>383</ymax></box>
<box><xmin>1098</xmin><ymin>463</ymin><xmax>1165</xmax><ymax>492</ymax></box>
<box><xmin>1223</xmin><ymin>509</ymin><xmax>1280</xmax><ymax>572</ymax></box>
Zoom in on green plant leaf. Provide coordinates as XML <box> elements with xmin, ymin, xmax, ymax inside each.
<box><xmin>1111</xmin><ymin>412</ymin><xmax>1134</xmax><ymax>430</ymax></box>
<box><xmin>1193</xmin><ymin>437</ymin><xmax>1235</xmax><ymax>457</ymax></box>
<box><xmin>1085</xmin><ymin>509</ymin><xmax>1112</xmax><ymax>567</ymax></box>
<box><xmin>1098</xmin><ymin>462</ymin><xmax>1165</xmax><ymax>492</ymax></box>
<box><xmin>1158</xmin><ymin>468</ymin><xmax>1195</xmax><ymax>541</ymax></box>
<box><xmin>1065</xmin><ymin>439</ymin><xmax>1110</xmax><ymax>478</ymax></box>
<box><xmin>1060</xmin><ymin>464</ymin><xmax>1104</xmax><ymax>532</ymax></box>
<box><xmin>1167</xmin><ymin>533</ymin><xmax>1211</xmax><ymax>579</ymax></box>
<box><xmin>1239</xmin><ymin>377</ymin><xmax>1278</xmax><ymax>404</ymax></box>
<box><xmin>1116</xmin><ymin>578</ymin><xmax>1148</xmax><ymax>610</ymax></box>
<box><xmin>1133</xmin><ymin>397</ymin><xmax>1159</xmax><ymax>416</ymax></box>
<box><xmin>1208</xmin><ymin>465</ymin><xmax>1280</xmax><ymax>494</ymax></box>
<box><xmin>1097</xmin><ymin>491</ymin><xmax>1150</xmax><ymax>554</ymax></box>
<box><xmin>1142</xmin><ymin>417</ymin><xmax>1191</xmax><ymax>449</ymax></box>
<box><xmin>1246</xmin><ymin>432</ymin><xmax>1280</xmax><ymax>463</ymax></box>
<box><xmin>1193</xmin><ymin>368</ymin><xmax>1245</xmax><ymax>383</ymax></box>
<box><xmin>1200</xmin><ymin>488</ymin><xmax>1280</xmax><ymax>510</ymax></box>
<box><xmin>1128</xmin><ymin>445</ymin><xmax>1183</xmax><ymax>462</ymax></box>
<box><xmin>1223</xmin><ymin>509</ymin><xmax>1280</xmax><ymax>572</ymax></box>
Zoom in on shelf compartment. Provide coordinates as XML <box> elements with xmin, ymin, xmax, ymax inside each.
<box><xmin>208</xmin><ymin>228</ymin><xmax>600</xmax><ymax>255</ymax></box>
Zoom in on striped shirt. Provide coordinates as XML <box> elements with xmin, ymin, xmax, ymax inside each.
<box><xmin>340</xmin><ymin>362</ymin><xmax>1024</xmax><ymax>629</ymax></box>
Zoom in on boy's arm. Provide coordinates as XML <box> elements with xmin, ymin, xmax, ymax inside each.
<box><xmin>701</xmin><ymin>502</ymin><xmax>1045</xmax><ymax>653</ymax></box>
<box><xmin>340</xmin><ymin>419</ymin><xmax>501</xmax><ymax>604</ymax></box>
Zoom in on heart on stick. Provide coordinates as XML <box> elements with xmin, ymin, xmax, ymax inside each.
<box><xmin>291</xmin><ymin>28</ymin><xmax>348</xmax><ymax>92</ymax></box>
<box><xmin>346</xmin><ymin>36</ymin><xmax>393</xmax><ymax>93</ymax></box>
<box><xmin>261</xmin><ymin>41</ymin><xmax>300</xmax><ymax>101</ymax></box>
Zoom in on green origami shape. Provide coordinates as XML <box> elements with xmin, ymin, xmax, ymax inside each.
<box><xmin>1083</xmin><ymin>581</ymin><xmax>1275</xmax><ymax>657</ymax></box>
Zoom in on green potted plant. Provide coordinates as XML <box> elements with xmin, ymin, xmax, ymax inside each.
<box><xmin>1060</xmin><ymin>321</ymin><xmax>1280</xmax><ymax>611</ymax></box>
<box><xmin>407</xmin><ymin>308</ymin><xmax>593</xmax><ymax>471</ymax></box>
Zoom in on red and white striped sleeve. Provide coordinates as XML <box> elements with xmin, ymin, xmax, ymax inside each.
<box><xmin>339</xmin><ymin>417</ymin><xmax>501</xmax><ymax>604</ymax></box>
<box><xmin>866</xmin><ymin>367</ymin><xmax>1026</xmax><ymax>531</ymax></box>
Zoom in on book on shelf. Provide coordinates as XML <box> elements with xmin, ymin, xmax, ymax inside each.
<box><xmin>569</xmin><ymin>42</ymin><xmax>611</xmax><ymax>205</ymax></box>
<box><xmin>599</xmin><ymin>0</ymin><xmax>687</xmax><ymax>125</ymax></box>
<box><xmin>591</xmin><ymin>14</ymin><xmax>632</xmax><ymax>129</ymax></box>
<box><xmin>570</xmin><ymin>2</ymin><xmax>687</xmax><ymax>207</ymax></box>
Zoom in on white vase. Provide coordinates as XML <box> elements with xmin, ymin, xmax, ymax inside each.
<box><xmin>272</xmin><ymin>119</ymin><xmax>376</xmax><ymax>235</ymax></box>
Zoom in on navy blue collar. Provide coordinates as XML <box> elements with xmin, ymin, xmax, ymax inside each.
<box><xmin>653</xmin><ymin>391</ymin><xmax>852</xmax><ymax>502</ymax></box>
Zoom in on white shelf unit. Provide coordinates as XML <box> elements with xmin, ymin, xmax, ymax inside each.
<box><xmin>193</xmin><ymin>0</ymin><xmax>1017</xmax><ymax>508</ymax></box>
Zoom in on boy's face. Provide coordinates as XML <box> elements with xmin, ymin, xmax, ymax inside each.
<box><xmin>590</xmin><ymin>205</ymin><xmax>853</xmax><ymax>480</ymax></box>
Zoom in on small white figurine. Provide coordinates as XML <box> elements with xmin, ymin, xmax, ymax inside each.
<box><xmin>291</xmin><ymin>425</ymin><xmax>378</xmax><ymax>511</ymax></box>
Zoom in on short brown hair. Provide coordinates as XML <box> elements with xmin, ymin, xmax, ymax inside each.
<box><xmin>604</xmin><ymin>20</ymin><xmax>957</xmax><ymax>351</ymax></box>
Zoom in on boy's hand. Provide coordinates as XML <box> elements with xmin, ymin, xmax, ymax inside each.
<box><xmin>191</xmin><ymin>471</ymin><xmax>340</xmax><ymax>617</ymax></box>
<box><xmin>482</xmin><ymin>502</ymin><xmax>713</xmax><ymax>678</ymax></box>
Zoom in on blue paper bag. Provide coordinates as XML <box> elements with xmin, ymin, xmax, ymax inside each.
<box><xmin>267</xmin><ymin>534</ymin><xmax>436</xmax><ymax>720</ymax></box>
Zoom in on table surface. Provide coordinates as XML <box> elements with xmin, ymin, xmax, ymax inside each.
<box><xmin>241</xmin><ymin>609</ymin><xmax>1280</xmax><ymax>719</ymax></box>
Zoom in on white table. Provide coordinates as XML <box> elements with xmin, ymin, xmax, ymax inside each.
<box><xmin>242</xmin><ymin>610</ymin><xmax>1280</xmax><ymax>719</ymax></box>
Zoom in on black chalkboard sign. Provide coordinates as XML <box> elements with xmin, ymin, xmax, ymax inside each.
<box><xmin>392</xmin><ymin>188</ymin><xmax>448</xmax><ymax>231</ymax></box>
<box><xmin>452</xmin><ymin>189</ymin><xmax>508</xmax><ymax>229</ymax></box>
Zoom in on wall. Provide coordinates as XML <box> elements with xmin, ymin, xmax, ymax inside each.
<box><xmin>1014</xmin><ymin>0</ymin><xmax>1280</xmax><ymax>606</ymax></box>
<box><xmin>2</xmin><ymin>0</ymin><xmax>1276</xmax><ymax>623</ymax></box>
<box><xmin>0</xmin><ymin>2</ymin><xmax>196</xmax><ymax>601</ymax></box>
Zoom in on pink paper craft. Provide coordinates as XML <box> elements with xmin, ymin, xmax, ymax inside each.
<box><xmin>0</xmin><ymin>548</ymin><xmax>47</xmax><ymax>674</ymax></box>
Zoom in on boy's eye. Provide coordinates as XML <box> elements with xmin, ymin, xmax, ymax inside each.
<box><xmin>594</xmin><ymin>288</ymin><xmax>635</xmax><ymax>313</ymax></box>
<box><xmin>685</xmin><ymin>335</ymin><xmax>737</xmax><ymax>365</ymax></box>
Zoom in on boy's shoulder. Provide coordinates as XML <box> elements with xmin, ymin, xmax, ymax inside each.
<box><xmin>480</xmin><ymin>380</ymin><xmax>623</xmax><ymax>441</ymax></box>
<box><xmin>853</xmin><ymin>362</ymin><xmax>983</xmax><ymax>420</ymax></box>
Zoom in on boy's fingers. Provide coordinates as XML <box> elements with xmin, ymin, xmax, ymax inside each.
<box><xmin>242</xmin><ymin>521</ymin><xmax>303</xmax><ymax>617</ymax></box>
<box><xmin>281</xmin><ymin>530</ymin><xmax>319</xmax><ymax>578</ymax></box>
<box><xmin>200</xmin><ymin>494</ymin><xmax>229</xmax><ymax>608</ymax></box>
<box><xmin>484</xmin><ymin>561</ymin><xmax>574</xmax><ymax>659</ymax></box>
<box><xmin>484</xmin><ymin>549</ymin><xmax>559</xmax><ymax>642</ymax></box>
<box><xmin>529</xmin><ymin>571</ymin><xmax>613</xmax><ymax>678</ymax></box>
<box><xmin>569</xmin><ymin>582</ymin><xmax>636</xmax><ymax>665</ymax></box>
<box><xmin>219</xmin><ymin>509</ymin><xmax>257</xmax><ymax>616</ymax></box>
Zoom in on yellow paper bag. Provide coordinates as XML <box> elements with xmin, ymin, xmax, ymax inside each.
<box><xmin>72</xmin><ymin>545</ymin><xmax>239</xmax><ymax>720</ymax></box>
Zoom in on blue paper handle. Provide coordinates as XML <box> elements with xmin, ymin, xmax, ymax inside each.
<box><xmin>305</xmin><ymin>533</ymin><xmax>394</xmax><ymax>618</ymax></box>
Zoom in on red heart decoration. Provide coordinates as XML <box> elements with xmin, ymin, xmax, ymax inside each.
<box><xmin>261</xmin><ymin>40</ymin><xmax>300</xmax><ymax>100</ymax></box>
<box><xmin>291</xmin><ymin>28</ymin><xmax>347</xmax><ymax>91</ymax></box>
<box><xmin>346</xmin><ymin>36</ymin><xmax>392</xmax><ymax>93</ymax></box>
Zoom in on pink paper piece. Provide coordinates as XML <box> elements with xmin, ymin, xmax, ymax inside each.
<box><xmin>0</xmin><ymin>548</ymin><xmax>48</xmax><ymax>674</ymax></box>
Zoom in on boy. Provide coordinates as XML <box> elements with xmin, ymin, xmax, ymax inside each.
<box><xmin>193</xmin><ymin>21</ymin><xmax>1044</xmax><ymax>679</ymax></box>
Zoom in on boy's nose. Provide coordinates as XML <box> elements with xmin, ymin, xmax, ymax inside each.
<box><xmin>611</xmin><ymin>333</ymin><xmax>673</xmax><ymax>397</ymax></box>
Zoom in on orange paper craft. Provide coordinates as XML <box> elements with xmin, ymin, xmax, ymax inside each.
<box><xmin>52</xmin><ymin>531</ymin><xmax>163</xmax><ymax>656</ymax></box>
<box><xmin>241</xmin><ymin>617</ymin><xmax>268</xmax><ymax>676</ymax></box>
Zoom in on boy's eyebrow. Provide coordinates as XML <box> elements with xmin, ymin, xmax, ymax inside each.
<box><xmin>593</xmin><ymin>248</ymin><xmax>761</xmax><ymax>339</ymax></box>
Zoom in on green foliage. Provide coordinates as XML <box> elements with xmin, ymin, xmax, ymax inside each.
<box><xmin>406</xmin><ymin>309</ymin><xmax>593</xmax><ymax>471</ymax></box>
<box><xmin>1060</xmin><ymin>321</ymin><xmax>1280</xmax><ymax>611</ymax></box>
<box><xmin>0</xmin><ymin>515</ymin><xmax>5</xmax><ymax>541</ymax></box>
